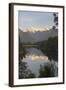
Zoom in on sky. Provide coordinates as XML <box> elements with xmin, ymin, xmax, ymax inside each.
<box><xmin>18</xmin><ymin>10</ymin><xmax>55</xmax><ymax>32</ymax></box>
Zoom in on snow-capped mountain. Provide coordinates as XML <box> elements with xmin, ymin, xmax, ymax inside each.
<box><xmin>19</xmin><ymin>28</ymin><xmax>58</xmax><ymax>43</ymax></box>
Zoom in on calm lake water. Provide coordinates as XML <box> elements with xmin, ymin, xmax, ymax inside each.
<box><xmin>22</xmin><ymin>48</ymin><xmax>58</xmax><ymax>77</ymax></box>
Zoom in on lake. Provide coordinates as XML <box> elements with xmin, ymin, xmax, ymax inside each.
<box><xmin>21</xmin><ymin>48</ymin><xmax>58</xmax><ymax>77</ymax></box>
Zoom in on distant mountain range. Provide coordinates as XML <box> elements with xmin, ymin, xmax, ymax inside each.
<box><xmin>19</xmin><ymin>28</ymin><xmax>58</xmax><ymax>43</ymax></box>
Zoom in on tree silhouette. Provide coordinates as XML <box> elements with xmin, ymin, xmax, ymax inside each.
<box><xmin>19</xmin><ymin>62</ymin><xmax>35</xmax><ymax>79</ymax></box>
<box><xmin>39</xmin><ymin>62</ymin><xmax>55</xmax><ymax>77</ymax></box>
<box><xmin>52</xmin><ymin>13</ymin><xmax>58</xmax><ymax>29</ymax></box>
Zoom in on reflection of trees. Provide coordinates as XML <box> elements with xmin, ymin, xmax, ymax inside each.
<box><xmin>19</xmin><ymin>36</ymin><xmax>26</xmax><ymax>62</ymax></box>
<box><xmin>19</xmin><ymin>62</ymin><xmax>35</xmax><ymax>79</ymax></box>
<box><xmin>39</xmin><ymin>61</ymin><xmax>58</xmax><ymax>77</ymax></box>
<box><xmin>19</xmin><ymin>36</ymin><xmax>35</xmax><ymax>79</ymax></box>
<box><xmin>39</xmin><ymin>36</ymin><xmax>58</xmax><ymax>77</ymax></box>
<box><xmin>40</xmin><ymin>36</ymin><xmax>58</xmax><ymax>61</ymax></box>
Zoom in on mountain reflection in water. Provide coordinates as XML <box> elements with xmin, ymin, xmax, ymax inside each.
<box><xmin>21</xmin><ymin>48</ymin><xmax>58</xmax><ymax>77</ymax></box>
<box><xmin>25</xmin><ymin>54</ymin><xmax>48</xmax><ymax>61</ymax></box>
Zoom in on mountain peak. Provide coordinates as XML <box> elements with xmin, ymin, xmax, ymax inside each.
<box><xmin>19</xmin><ymin>27</ymin><xmax>49</xmax><ymax>33</ymax></box>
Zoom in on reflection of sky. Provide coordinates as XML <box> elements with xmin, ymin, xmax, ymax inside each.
<box><xmin>18</xmin><ymin>11</ymin><xmax>54</xmax><ymax>31</ymax></box>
